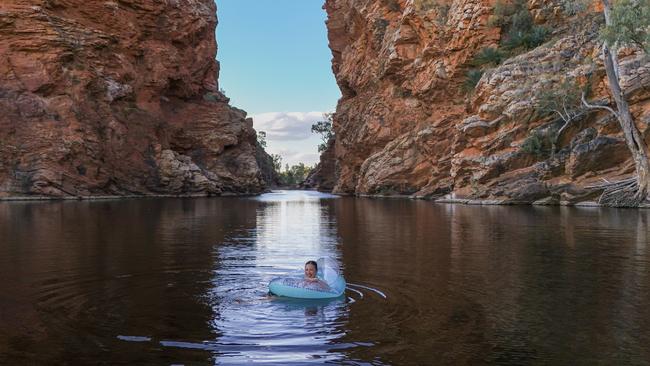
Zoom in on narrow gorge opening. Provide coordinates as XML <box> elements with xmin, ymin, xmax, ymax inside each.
<box><xmin>215</xmin><ymin>0</ymin><xmax>340</xmax><ymax>187</ymax></box>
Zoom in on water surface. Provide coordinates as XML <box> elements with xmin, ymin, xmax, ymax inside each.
<box><xmin>1</xmin><ymin>191</ymin><xmax>649</xmax><ymax>365</ymax></box>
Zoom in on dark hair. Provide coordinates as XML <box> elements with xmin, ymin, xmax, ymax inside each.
<box><xmin>305</xmin><ymin>260</ymin><xmax>318</xmax><ymax>271</ymax></box>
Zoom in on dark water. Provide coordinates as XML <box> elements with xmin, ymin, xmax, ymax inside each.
<box><xmin>1</xmin><ymin>191</ymin><xmax>649</xmax><ymax>365</ymax></box>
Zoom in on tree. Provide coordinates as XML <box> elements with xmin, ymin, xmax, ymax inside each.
<box><xmin>311</xmin><ymin>113</ymin><xmax>334</xmax><ymax>153</ymax></box>
<box><xmin>257</xmin><ymin>131</ymin><xmax>267</xmax><ymax>149</ymax></box>
<box><xmin>535</xmin><ymin>80</ymin><xmax>591</xmax><ymax>153</ymax></box>
<box><xmin>270</xmin><ymin>154</ymin><xmax>282</xmax><ymax>173</ymax></box>
<box><xmin>601</xmin><ymin>0</ymin><xmax>650</xmax><ymax>53</ymax></box>
<box><xmin>583</xmin><ymin>0</ymin><xmax>650</xmax><ymax>206</ymax></box>
<box><xmin>278</xmin><ymin>163</ymin><xmax>313</xmax><ymax>186</ymax></box>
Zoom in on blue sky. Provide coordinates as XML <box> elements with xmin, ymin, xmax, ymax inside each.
<box><xmin>215</xmin><ymin>0</ymin><xmax>340</xmax><ymax>167</ymax></box>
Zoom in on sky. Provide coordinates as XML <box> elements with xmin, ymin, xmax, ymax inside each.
<box><xmin>215</xmin><ymin>0</ymin><xmax>341</xmax><ymax>167</ymax></box>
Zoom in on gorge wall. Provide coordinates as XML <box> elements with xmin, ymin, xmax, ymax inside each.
<box><xmin>322</xmin><ymin>0</ymin><xmax>650</xmax><ymax>204</ymax></box>
<box><xmin>0</xmin><ymin>0</ymin><xmax>269</xmax><ymax>198</ymax></box>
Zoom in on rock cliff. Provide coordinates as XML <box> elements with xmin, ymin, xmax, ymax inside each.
<box><xmin>0</xmin><ymin>0</ymin><xmax>267</xmax><ymax>198</ymax></box>
<box><xmin>304</xmin><ymin>138</ymin><xmax>337</xmax><ymax>191</ymax></box>
<box><xmin>322</xmin><ymin>0</ymin><xmax>650</xmax><ymax>204</ymax></box>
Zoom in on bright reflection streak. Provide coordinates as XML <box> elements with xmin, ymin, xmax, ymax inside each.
<box><xmin>206</xmin><ymin>190</ymin><xmax>357</xmax><ymax>365</ymax></box>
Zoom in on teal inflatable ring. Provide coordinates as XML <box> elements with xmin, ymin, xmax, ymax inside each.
<box><xmin>268</xmin><ymin>258</ymin><xmax>346</xmax><ymax>299</ymax></box>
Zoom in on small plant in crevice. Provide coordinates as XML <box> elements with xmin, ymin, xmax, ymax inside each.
<box><xmin>462</xmin><ymin>69</ymin><xmax>485</xmax><ymax>94</ymax></box>
<box><xmin>415</xmin><ymin>0</ymin><xmax>450</xmax><ymax>25</ymax></box>
<box><xmin>470</xmin><ymin>47</ymin><xmax>504</xmax><ymax>68</ymax></box>
<box><xmin>393</xmin><ymin>86</ymin><xmax>413</xmax><ymax>98</ymax></box>
<box><xmin>381</xmin><ymin>0</ymin><xmax>401</xmax><ymax>12</ymax></box>
<box><xmin>520</xmin><ymin>129</ymin><xmax>557</xmax><ymax>159</ymax></box>
<box><xmin>502</xmin><ymin>25</ymin><xmax>549</xmax><ymax>51</ymax></box>
<box><xmin>560</xmin><ymin>0</ymin><xmax>591</xmax><ymax>16</ymax></box>
<box><xmin>203</xmin><ymin>92</ymin><xmax>218</xmax><ymax>102</ymax></box>
<box><xmin>373</xmin><ymin>18</ymin><xmax>390</xmax><ymax>48</ymax></box>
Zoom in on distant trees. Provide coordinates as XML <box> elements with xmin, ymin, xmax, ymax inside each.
<box><xmin>270</xmin><ymin>154</ymin><xmax>282</xmax><ymax>173</ymax></box>
<box><xmin>278</xmin><ymin>163</ymin><xmax>313</xmax><ymax>186</ymax></box>
<box><xmin>311</xmin><ymin>113</ymin><xmax>334</xmax><ymax>153</ymax></box>
<box><xmin>256</xmin><ymin>131</ymin><xmax>313</xmax><ymax>187</ymax></box>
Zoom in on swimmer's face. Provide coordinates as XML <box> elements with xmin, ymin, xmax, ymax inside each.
<box><xmin>304</xmin><ymin>263</ymin><xmax>317</xmax><ymax>279</ymax></box>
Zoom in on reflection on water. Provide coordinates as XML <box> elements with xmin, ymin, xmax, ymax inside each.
<box><xmin>1</xmin><ymin>191</ymin><xmax>649</xmax><ymax>365</ymax></box>
<box><xmin>206</xmin><ymin>191</ymin><xmax>351</xmax><ymax>364</ymax></box>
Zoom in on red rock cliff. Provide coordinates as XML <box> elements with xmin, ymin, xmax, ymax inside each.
<box><xmin>0</xmin><ymin>0</ymin><xmax>267</xmax><ymax>197</ymax></box>
<box><xmin>323</xmin><ymin>0</ymin><xmax>650</xmax><ymax>204</ymax></box>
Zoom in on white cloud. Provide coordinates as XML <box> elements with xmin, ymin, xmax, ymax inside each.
<box><xmin>252</xmin><ymin>111</ymin><xmax>331</xmax><ymax>167</ymax></box>
<box><xmin>251</xmin><ymin>111</ymin><xmax>326</xmax><ymax>141</ymax></box>
<box><xmin>271</xmin><ymin>148</ymin><xmax>320</xmax><ymax>168</ymax></box>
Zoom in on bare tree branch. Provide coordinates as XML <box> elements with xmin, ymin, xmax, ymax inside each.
<box><xmin>581</xmin><ymin>92</ymin><xmax>619</xmax><ymax>119</ymax></box>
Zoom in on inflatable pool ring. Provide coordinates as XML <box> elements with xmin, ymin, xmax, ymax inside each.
<box><xmin>269</xmin><ymin>258</ymin><xmax>346</xmax><ymax>299</ymax></box>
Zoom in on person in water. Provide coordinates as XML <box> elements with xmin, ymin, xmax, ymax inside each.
<box><xmin>304</xmin><ymin>260</ymin><xmax>319</xmax><ymax>282</ymax></box>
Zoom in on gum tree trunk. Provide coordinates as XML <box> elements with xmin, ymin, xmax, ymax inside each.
<box><xmin>601</xmin><ymin>0</ymin><xmax>650</xmax><ymax>203</ymax></box>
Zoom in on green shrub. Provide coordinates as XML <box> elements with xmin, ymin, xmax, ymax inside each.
<box><xmin>488</xmin><ymin>0</ymin><xmax>520</xmax><ymax>27</ymax></box>
<box><xmin>470</xmin><ymin>47</ymin><xmax>504</xmax><ymax>67</ymax></box>
<box><xmin>393</xmin><ymin>86</ymin><xmax>413</xmax><ymax>98</ymax></box>
<box><xmin>203</xmin><ymin>92</ymin><xmax>218</xmax><ymax>102</ymax></box>
<box><xmin>502</xmin><ymin>25</ymin><xmax>549</xmax><ymax>51</ymax></box>
<box><xmin>535</xmin><ymin>80</ymin><xmax>585</xmax><ymax>122</ymax></box>
<box><xmin>561</xmin><ymin>0</ymin><xmax>590</xmax><ymax>16</ymax></box>
<box><xmin>521</xmin><ymin>129</ymin><xmax>556</xmax><ymax>158</ymax></box>
<box><xmin>463</xmin><ymin>69</ymin><xmax>484</xmax><ymax>94</ymax></box>
<box><xmin>489</xmin><ymin>0</ymin><xmax>549</xmax><ymax>52</ymax></box>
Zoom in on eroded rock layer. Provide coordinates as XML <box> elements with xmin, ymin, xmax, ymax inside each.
<box><xmin>0</xmin><ymin>0</ymin><xmax>266</xmax><ymax>197</ymax></box>
<box><xmin>323</xmin><ymin>0</ymin><xmax>650</xmax><ymax>204</ymax></box>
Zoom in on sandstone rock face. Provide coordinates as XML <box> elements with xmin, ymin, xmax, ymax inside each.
<box><xmin>0</xmin><ymin>0</ymin><xmax>267</xmax><ymax>197</ymax></box>
<box><xmin>323</xmin><ymin>0</ymin><xmax>650</xmax><ymax>203</ymax></box>
<box><xmin>304</xmin><ymin>138</ymin><xmax>337</xmax><ymax>191</ymax></box>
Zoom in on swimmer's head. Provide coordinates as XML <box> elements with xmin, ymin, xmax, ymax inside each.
<box><xmin>304</xmin><ymin>260</ymin><xmax>318</xmax><ymax>279</ymax></box>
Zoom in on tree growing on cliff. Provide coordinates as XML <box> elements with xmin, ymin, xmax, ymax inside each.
<box><xmin>584</xmin><ymin>0</ymin><xmax>650</xmax><ymax>206</ymax></box>
<box><xmin>535</xmin><ymin>79</ymin><xmax>593</xmax><ymax>154</ymax></box>
<box><xmin>257</xmin><ymin>131</ymin><xmax>267</xmax><ymax>149</ymax></box>
<box><xmin>311</xmin><ymin>113</ymin><xmax>334</xmax><ymax>153</ymax></box>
